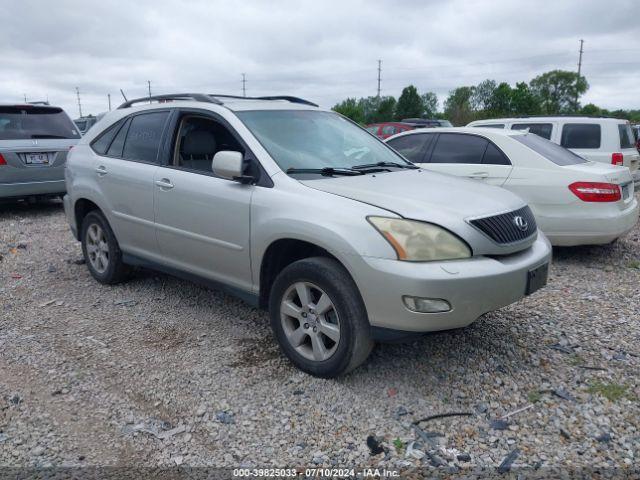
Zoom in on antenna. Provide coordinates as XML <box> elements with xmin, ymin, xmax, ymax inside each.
<box><xmin>120</xmin><ymin>89</ymin><xmax>128</xmax><ymax>102</ymax></box>
<box><xmin>108</xmin><ymin>93</ymin><xmax>112</xmax><ymax>111</ymax></box>
<box><xmin>75</xmin><ymin>87</ymin><xmax>83</xmax><ymax>117</ymax></box>
<box><xmin>147</xmin><ymin>80</ymin><xmax>152</xmax><ymax>103</ymax></box>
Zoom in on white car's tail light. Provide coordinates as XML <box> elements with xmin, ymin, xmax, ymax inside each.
<box><xmin>568</xmin><ymin>182</ymin><xmax>621</xmax><ymax>202</ymax></box>
<box><xmin>611</xmin><ymin>153</ymin><xmax>624</xmax><ymax>166</ymax></box>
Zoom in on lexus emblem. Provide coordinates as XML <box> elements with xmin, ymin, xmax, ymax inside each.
<box><xmin>513</xmin><ymin>215</ymin><xmax>528</xmax><ymax>231</ymax></box>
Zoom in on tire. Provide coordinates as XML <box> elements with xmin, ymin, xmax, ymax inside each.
<box><xmin>80</xmin><ymin>210</ymin><xmax>130</xmax><ymax>284</ymax></box>
<box><xmin>269</xmin><ymin>257</ymin><xmax>374</xmax><ymax>378</ymax></box>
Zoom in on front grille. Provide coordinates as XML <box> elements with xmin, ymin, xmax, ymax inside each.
<box><xmin>469</xmin><ymin>206</ymin><xmax>537</xmax><ymax>245</ymax></box>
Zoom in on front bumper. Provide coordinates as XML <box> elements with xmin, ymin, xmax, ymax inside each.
<box><xmin>353</xmin><ymin>234</ymin><xmax>552</xmax><ymax>333</ymax></box>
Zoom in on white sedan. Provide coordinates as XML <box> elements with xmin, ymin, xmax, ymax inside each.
<box><xmin>385</xmin><ymin>128</ymin><xmax>639</xmax><ymax>246</ymax></box>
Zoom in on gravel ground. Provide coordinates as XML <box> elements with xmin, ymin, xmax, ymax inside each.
<box><xmin>0</xmin><ymin>199</ymin><xmax>639</xmax><ymax>475</ymax></box>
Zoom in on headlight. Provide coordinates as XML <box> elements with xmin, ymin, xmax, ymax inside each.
<box><xmin>368</xmin><ymin>216</ymin><xmax>471</xmax><ymax>261</ymax></box>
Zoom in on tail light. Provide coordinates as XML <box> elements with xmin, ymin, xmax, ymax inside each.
<box><xmin>569</xmin><ymin>182</ymin><xmax>621</xmax><ymax>202</ymax></box>
<box><xmin>0</xmin><ymin>153</ymin><xmax>6</xmax><ymax>166</ymax></box>
<box><xmin>611</xmin><ymin>152</ymin><xmax>624</xmax><ymax>166</ymax></box>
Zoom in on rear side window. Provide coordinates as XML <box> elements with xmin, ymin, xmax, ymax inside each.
<box><xmin>122</xmin><ymin>112</ymin><xmax>170</xmax><ymax>163</ymax></box>
<box><xmin>514</xmin><ymin>133</ymin><xmax>587</xmax><ymax>166</ymax></box>
<box><xmin>91</xmin><ymin>120</ymin><xmax>123</xmax><ymax>155</ymax></box>
<box><xmin>387</xmin><ymin>134</ymin><xmax>434</xmax><ymax>163</ymax></box>
<box><xmin>430</xmin><ymin>133</ymin><xmax>487</xmax><ymax>164</ymax></box>
<box><xmin>511</xmin><ymin>123</ymin><xmax>553</xmax><ymax>140</ymax></box>
<box><xmin>0</xmin><ymin>106</ymin><xmax>80</xmax><ymax>140</ymax></box>
<box><xmin>618</xmin><ymin>124</ymin><xmax>635</xmax><ymax>149</ymax></box>
<box><xmin>561</xmin><ymin>124</ymin><xmax>601</xmax><ymax>149</ymax></box>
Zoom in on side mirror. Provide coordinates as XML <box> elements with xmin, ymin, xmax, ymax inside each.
<box><xmin>212</xmin><ymin>151</ymin><xmax>245</xmax><ymax>181</ymax></box>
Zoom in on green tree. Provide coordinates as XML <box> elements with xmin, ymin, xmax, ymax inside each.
<box><xmin>395</xmin><ymin>85</ymin><xmax>423</xmax><ymax>120</ymax></box>
<box><xmin>421</xmin><ymin>92</ymin><xmax>438</xmax><ymax>118</ymax></box>
<box><xmin>511</xmin><ymin>82</ymin><xmax>541</xmax><ymax>115</ymax></box>
<box><xmin>471</xmin><ymin>79</ymin><xmax>497</xmax><ymax>113</ymax></box>
<box><xmin>581</xmin><ymin>103</ymin><xmax>603</xmax><ymax>116</ymax></box>
<box><xmin>444</xmin><ymin>86</ymin><xmax>475</xmax><ymax>126</ymax></box>
<box><xmin>529</xmin><ymin>70</ymin><xmax>588</xmax><ymax>114</ymax></box>
<box><xmin>374</xmin><ymin>96</ymin><xmax>397</xmax><ymax>123</ymax></box>
<box><xmin>487</xmin><ymin>82</ymin><xmax>512</xmax><ymax>117</ymax></box>
<box><xmin>332</xmin><ymin>98</ymin><xmax>365</xmax><ymax>124</ymax></box>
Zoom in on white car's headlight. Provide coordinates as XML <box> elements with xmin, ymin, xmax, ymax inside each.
<box><xmin>368</xmin><ymin>216</ymin><xmax>471</xmax><ymax>261</ymax></box>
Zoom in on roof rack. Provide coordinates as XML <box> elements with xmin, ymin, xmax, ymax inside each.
<box><xmin>118</xmin><ymin>93</ymin><xmax>223</xmax><ymax>109</ymax></box>
<box><xmin>209</xmin><ymin>94</ymin><xmax>318</xmax><ymax>107</ymax></box>
<box><xmin>27</xmin><ymin>101</ymin><xmax>50</xmax><ymax>106</ymax></box>
<box><xmin>512</xmin><ymin>114</ymin><xmax>619</xmax><ymax>119</ymax></box>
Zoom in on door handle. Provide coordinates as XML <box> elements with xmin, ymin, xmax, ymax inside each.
<box><xmin>468</xmin><ymin>172</ymin><xmax>489</xmax><ymax>179</ymax></box>
<box><xmin>155</xmin><ymin>178</ymin><xmax>174</xmax><ymax>190</ymax></box>
<box><xmin>95</xmin><ymin>165</ymin><xmax>107</xmax><ymax>176</ymax></box>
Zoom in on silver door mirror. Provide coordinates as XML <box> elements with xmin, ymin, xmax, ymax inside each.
<box><xmin>212</xmin><ymin>151</ymin><xmax>243</xmax><ymax>180</ymax></box>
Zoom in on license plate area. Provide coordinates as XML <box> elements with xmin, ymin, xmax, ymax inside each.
<box><xmin>526</xmin><ymin>262</ymin><xmax>548</xmax><ymax>295</ymax></box>
<box><xmin>23</xmin><ymin>152</ymin><xmax>52</xmax><ymax>165</ymax></box>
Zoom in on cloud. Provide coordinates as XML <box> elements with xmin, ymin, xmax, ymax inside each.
<box><xmin>0</xmin><ymin>0</ymin><xmax>638</xmax><ymax>117</ymax></box>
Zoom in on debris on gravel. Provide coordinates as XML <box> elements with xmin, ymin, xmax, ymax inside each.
<box><xmin>1</xmin><ymin>199</ymin><xmax>639</xmax><ymax>471</ymax></box>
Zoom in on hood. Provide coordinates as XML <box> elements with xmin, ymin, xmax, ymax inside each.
<box><xmin>301</xmin><ymin>169</ymin><xmax>533</xmax><ymax>255</ymax></box>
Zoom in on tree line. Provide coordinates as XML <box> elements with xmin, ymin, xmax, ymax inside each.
<box><xmin>332</xmin><ymin>69</ymin><xmax>640</xmax><ymax>126</ymax></box>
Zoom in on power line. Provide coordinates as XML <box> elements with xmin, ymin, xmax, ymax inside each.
<box><xmin>242</xmin><ymin>73</ymin><xmax>247</xmax><ymax>97</ymax></box>
<box><xmin>376</xmin><ymin>59</ymin><xmax>382</xmax><ymax>98</ymax></box>
<box><xmin>75</xmin><ymin>87</ymin><xmax>82</xmax><ymax>117</ymax></box>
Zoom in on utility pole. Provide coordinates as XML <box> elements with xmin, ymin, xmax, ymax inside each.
<box><xmin>75</xmin><ymin>87</ymin><xmax>83</xmax><ymax>118</ymax></box>
<box><xmin>376</xmin><ymin>59</ymin><xmax>382</xmax><ymax>99</ymax></box>
<box><xmin>147</xmin><ymin>80</ymin><xmax>152</xmax><ymax>103</ymax></box>
<box><xmin>242</xmin><ymin>73</ymin><xmax>247</xmax><ymax>97</ymax></box>
<box><xmin>575</xmin><ymin>39</ymin><xmax>584</xmax><ymax>110</ymax></box>
<box><xmin>23</xmin><ymin>94</ymin><xmax>27</xmax><ymax>103</ymax></box>
<box><xmin>108</xmin><ymin>93</ymin><xmax>112</xmax><ymax>111</ymax></box>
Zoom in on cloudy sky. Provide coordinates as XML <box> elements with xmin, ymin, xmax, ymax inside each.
<box><xmin>1</xmin><ymin>0</ymin><xmax>638</xmax><ymax>118</ymax></box>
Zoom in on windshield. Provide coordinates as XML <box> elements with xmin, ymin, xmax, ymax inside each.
<box><xmin>236</xmin><ymin>110</ymin><xmax>411</xmax><ymax>174</ymax></box>
<box><xmin>513</xmin><ymin>133</ymin><xmax>587</xmax><ymax>166</ymax></box>
<box><xmin>0</xmin><ymin>106</ymin><xmax>81</xmax><ymax>140</ymax></box>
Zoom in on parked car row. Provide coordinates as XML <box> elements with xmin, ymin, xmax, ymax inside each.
<box><xmin>3</xmin><ymin>93</ymin><xmax>638</xmax><ymax>377</ymax></box>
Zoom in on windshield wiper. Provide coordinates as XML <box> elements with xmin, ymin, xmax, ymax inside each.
<box><xmin>352</xmin><ymin>161</ymin><xmax>419</xmax><ymax>170</ymax></box>
<box><xmin>286</xmin><ymin>167</ymin><xmax>364</xmax><ymax>177</ymax></box>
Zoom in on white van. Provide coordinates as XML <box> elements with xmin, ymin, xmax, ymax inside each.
<box><xmin>467</xmin><ymin>116</ymin><xmax>640</xmax><ymax>185</ymax></box>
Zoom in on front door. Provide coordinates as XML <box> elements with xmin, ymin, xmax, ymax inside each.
<box><xmin>153</xmin><ymin>113</ymin><xmax>253</xmax><ymax>292</ymax></box>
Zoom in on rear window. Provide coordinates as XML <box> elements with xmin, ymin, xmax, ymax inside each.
<box><xmin>514</xmin><ymin>133</ymin><xmax>587</xmax><ymax>166</ymax></box>
<box><xmin>561</xmin><ymin>123</ymin><xmax>601</xmax><ymax>149</ymax></box>
<box><xmin>0</xmin><ymin>106</ymin><xmax>81</xmax><ymax>140</ymax></box>
<box><xmin>618</xmin><ymin>123</ymin><xmax>635</xmax><ymax>149</ymax></box>
<box><xmin>511</xmin><ymin>123</ymin><xmax>553</xmax><ymax>140</ymax></box>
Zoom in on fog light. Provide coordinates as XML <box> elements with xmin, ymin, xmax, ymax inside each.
<box><xmin>403</xmin><ymin>296</ymin><xmax>451</xmax><ymax>313</ymax></box>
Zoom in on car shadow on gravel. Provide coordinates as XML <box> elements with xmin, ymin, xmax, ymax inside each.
<box><xmin>0</xmin><ymin>197</ymin><xmax>63</xmax><ymax>218</ymax></box>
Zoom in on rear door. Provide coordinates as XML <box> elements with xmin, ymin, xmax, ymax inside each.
<box><xmin>420</xmin><ymin>132</ymin><xmax>513</xmax><ymax>186</ymax></box>
<box><xmin>91</xmin><ymin>110</ymin><xmax>171</xmax><ymax>258</ymax></box>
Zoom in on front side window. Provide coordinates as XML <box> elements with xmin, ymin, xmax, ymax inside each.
<box><xmin>561</xmin><ymin>123</ymin><xmax>601</xmax><ymax>149</ymax></box>
<box><xmin>0</xmin><ymin>106</ymin><xmax>80</xmax><ymax>140</ymax></box>
<box><xmin>236</xmin><ymin>110</ymin><xmax>410</xmax><ymax>173</ymax></box>
<box><xmin>387</xmin><ymin>134</ymin><xmax>434</xmax><ymax>163</ymax></box>
<box><xmin>430</xmin><ymin>133</ymin><xmax>487</xmax><ymax>164</ymax></box>
<box><xmin>122</xmin><ymin>111</ymin><xmax>170</xmax><ymax>163</ymax></box>
<box><xmin>173</xmin><ymin>116</ymin><xmax>244</xmax><ymax>173</ymax></box>
<box><xmin>514</xmin><ymin>133</ymin><xmax>587</xmax><ymax>166</ymax></box>
<box><xmin>511</xmin><ymin>123</ymin><xmax>553</xmax><ymax>140</ymax></box>
<box><xmin>618</xmin><ymin>124</ymin><xmax>635</xmax><ymax>149</ymax></box>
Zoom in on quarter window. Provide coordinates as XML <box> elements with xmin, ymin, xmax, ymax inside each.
<box><xmin>430</xmin><ymin>133</ymin><xmax>487</xmax><ymax>164</ymax></box>
<box><xmin>387</xmin><ymin>134</ymin><xmax>434</xmax><ymax>163</ymax></box>
<box><xmin>91</xmin><ymin>120</ymin><xmax>122</xmax><ymax>155</ymax></box>
<box><xmin>122</xmin><ymin>112</ymin><xmax>170</xmax><ymax>163</ymax></box>
<box><xmin>561</xmin><ymin>124</ymin><xmax>601</xmax><ymax>149</ymax></box>
<box><xmin>482</xmin><ymin>142</ymin><xmax>511</xmax><ymax>165</ymax></box>
<box><xmin>106</xmin><ymin>118</ymin><xmax>130</xmax><ymax>157</ymax></box>
<box><xmin>511</xmin><ymin>123</ymin><xmax>553</xmax><ymax>140</ymax></box>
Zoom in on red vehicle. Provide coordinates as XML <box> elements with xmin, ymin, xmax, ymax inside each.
<box><xmin>365</xmin><ymin>122</ymin><xmax>415</xmax><ymax>139</ymax></box>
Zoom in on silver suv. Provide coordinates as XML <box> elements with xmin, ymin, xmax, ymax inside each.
<box><xmin>64</xmin><ymin>93</ymin><xmax>552</xmax><ymax>377</ymax></box>
<box><xmin>1</xmin><ymin>103</ymin><xmax>80</xmax><ymax>200</ymax></box>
